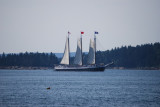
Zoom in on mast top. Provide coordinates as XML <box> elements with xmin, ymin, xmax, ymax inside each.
<box><xmin>68</xmin><ymin>31</ymin><xmax>71</xmax><ymax>38</ymax></box>
<box><xmin>94</xmin><ymin>31</ymin><xmax>98</xmax><ymax>37</ymax></box>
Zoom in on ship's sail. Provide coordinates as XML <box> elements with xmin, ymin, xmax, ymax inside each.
<box><xmin>87</xmin><ymin>39</ymin><xmax>95</xmax><ymax>64</ymax></box>
<box><xmin>60</xmin><ymin>37</ymin><xmax>70</xmax><ymax>65</ymax></box>
<box><xmin>74</xmin><ymin>38</ymin><xmax>82</xmax><ymax>65</ymax></box>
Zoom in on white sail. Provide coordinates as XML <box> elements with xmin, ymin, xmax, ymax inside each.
<box><xmin>74</xmin><ymin>38</ymin><xmax>82</xmax><ymax>65</ymax></box>
<box><xmin>87</xmin><ymin>39</ymin><xmax>95</xmax><ymax>65</ymax></box>
<box><xmin>60</xmin><ymin>37</ymin><xmax>70</xmax><ymax>65</ymax></box>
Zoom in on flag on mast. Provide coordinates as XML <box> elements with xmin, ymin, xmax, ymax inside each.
<box><xmin>68</xmin><ymin>31</ymin><xmax>71</xmax><ymax>35</ymax></box>
<box><xmin>95</xmin><ymin>31</ymin><xmax>98</xmax><ymax>34</ymax></box>
<box><xmin>81</xmin><ymin>32</ymin><xmax>84</xmax><ymax>34</ymax></box>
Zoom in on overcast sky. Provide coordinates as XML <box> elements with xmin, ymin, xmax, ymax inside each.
<box><xmin>0</xmin><ymin>0</ymin><xmax>160</xmax><ymax>53</ymax></box>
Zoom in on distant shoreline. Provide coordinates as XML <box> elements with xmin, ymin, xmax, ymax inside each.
<box><xmin>108</xmin><ymin>67</ymin><xmax>160</xmax><ymax>70</ymax></box>
<box><xmin>0</xmin><ymin>66</ymin><xmax>52</xmax><ymax>70</ymax></box>
<box><xmin>0</xmin><ymin>66</ymin><xmax>159</xmax><ymax>70</ymax></box>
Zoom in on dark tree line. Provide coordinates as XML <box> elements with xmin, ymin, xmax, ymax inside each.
<box><xmin>0</xmin><ymin>42</ymin><xmax>160</xmax><ymax>68</ymax></box>
<box><xmin>0</xmin><ymin>52</ymin><xmax>59</xmax><ymax>67</ymax></box>
<box><xmin>95</xmin><ymin>42</ymin><xmax>160</xmax><ymax>68</ymax></box>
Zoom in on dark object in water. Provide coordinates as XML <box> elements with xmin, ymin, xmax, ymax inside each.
<box><xmin>46</xmin><ymin>87</ymin><xmax>50</xmax><ymax>90</ymax></box>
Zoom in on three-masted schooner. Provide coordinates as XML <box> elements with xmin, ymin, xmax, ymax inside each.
<box><xmin>54</xmin><ymin>31</ymin><xmax>112</xmax><ymax>71</ymax></box>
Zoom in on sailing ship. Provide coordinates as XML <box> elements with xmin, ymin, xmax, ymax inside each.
<box><xmin>54</xmin><ymin>31</ymin><xmax>113</xmax><ymax>71</ymax></box>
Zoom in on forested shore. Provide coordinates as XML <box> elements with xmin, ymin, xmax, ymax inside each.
<box><xmin>0</xmin><ymin>42</ymin><xmax>160</xmax><ymax>70</ymax></box>
<box><xmin>0</xmin><ymin>52</ymin><xmax>59</xmax><ymax>68</ymax></box>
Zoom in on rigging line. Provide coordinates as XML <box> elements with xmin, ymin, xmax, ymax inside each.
<box><xmin>96</xmin><ymin>38</ymin><xmax>106</xmax><ymax>51</ymax></box>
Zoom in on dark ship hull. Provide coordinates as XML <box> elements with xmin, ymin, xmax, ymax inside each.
<box><xmin>54</xmin><ymin>65</ymin><xmax>105</xmax><ymax>71</ymax></box>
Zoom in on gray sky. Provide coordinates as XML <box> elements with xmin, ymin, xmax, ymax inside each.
<box><xmin>0</xmin><ymin>0</ymin><xmax>160</xmax><ymax>53</ymax></box>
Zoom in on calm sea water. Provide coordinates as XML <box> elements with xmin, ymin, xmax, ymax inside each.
<box><xmin>0</xmin><ymin>69</ymin><xmax>160</xmax><ymax>107</ymax></box>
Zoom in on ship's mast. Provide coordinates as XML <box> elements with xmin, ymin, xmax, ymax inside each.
<box><xmin>94</xmin><ymin>33</ymin><xmax>96</xmax><ymax>65</ymax></box>
<box><xmin>68</xmin><ymin>32</ymin><xmax>70</xmax><ymax>65</ymax></box>
<box><xmin>81</xmin><ymin>33</ymin><xmax>83</xmax><ymax>65</ymax></box>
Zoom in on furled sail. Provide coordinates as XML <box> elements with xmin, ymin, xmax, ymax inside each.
<box><xmin>60</xmin><ymin>37</ymin><xmax>70</xmax><ymax>65</ymax></box>
<box><xmin>74</xmin><ymin>38</ymin><xmax>82</xmax><ymax>65</ymax></box>
<box><xmin>87</xmin><ymin>39</ymin><xmax>95</xmax><ymax>64</ymax></box>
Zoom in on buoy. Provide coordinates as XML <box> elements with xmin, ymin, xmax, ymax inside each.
<box><xmin>47</xmin><ymin>87</ymin><xmax>50</xmax><ymax>90</ymax></box>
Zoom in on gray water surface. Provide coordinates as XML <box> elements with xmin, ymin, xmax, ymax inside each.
<box><xmin>0</xmin><ymin>69</ymin><xmax>160</xmax><ymax>107</ymax></box>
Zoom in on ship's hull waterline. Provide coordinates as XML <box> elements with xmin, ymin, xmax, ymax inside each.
<box><xmin>54</xmin><ymin>66</ymin><xmax>105</xmax><ymax>71</ymax></box>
